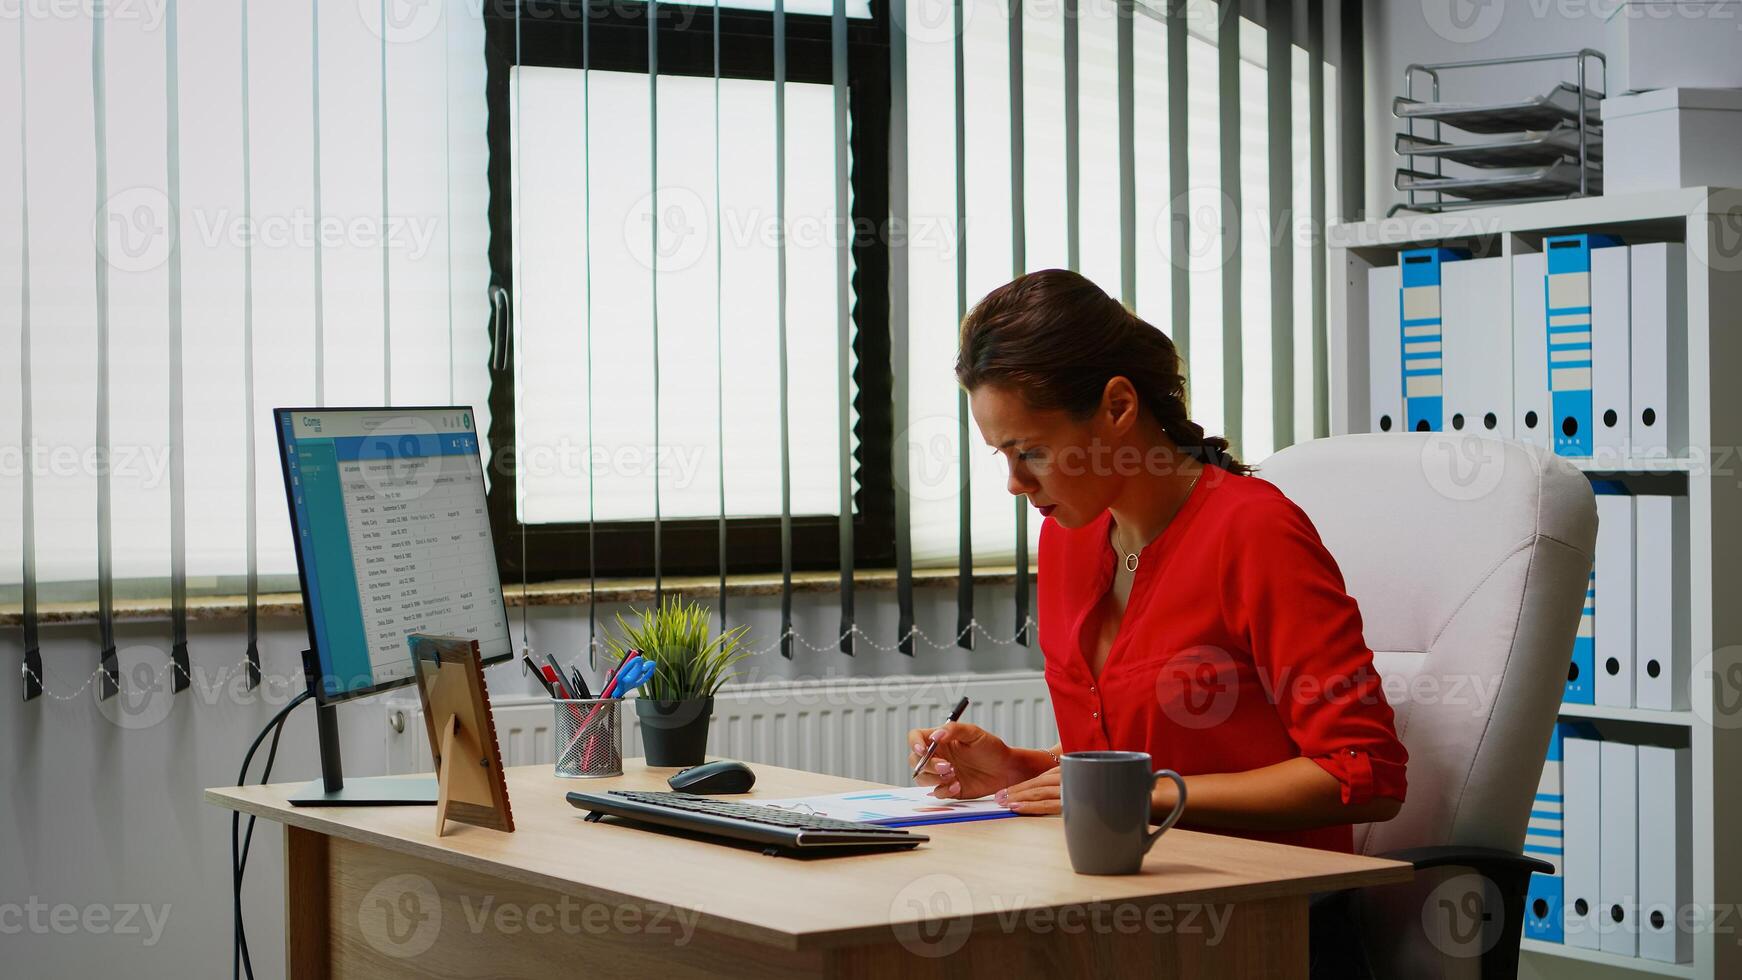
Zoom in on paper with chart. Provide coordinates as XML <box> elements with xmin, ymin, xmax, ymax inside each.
<box><xmin>749</xmin><ymin>785</ymin><xmax>1017</xmax><ymax>827</ymax></box>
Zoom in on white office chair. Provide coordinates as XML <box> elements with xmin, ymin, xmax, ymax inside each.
<box><xmin>1260</xmin><ymin>432</ymin><xmax>1597</xmax><ymax>980</ymax></box>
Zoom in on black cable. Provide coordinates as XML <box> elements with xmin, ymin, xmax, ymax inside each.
<box><xmin>235</xmin><ymin>703</ymin><xmax>293</xmax><ymax>977</ymax></box>
<box><xmin>232</xmin><ymin>690</ymin><xmax>310</xmax><ymax>980</ymax></box>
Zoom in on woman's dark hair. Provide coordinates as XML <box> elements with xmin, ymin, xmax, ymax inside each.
<box><xmin>954</xmin><ymin>268</ymin><xmax>1251</xmax><ymax>476</ymax></box>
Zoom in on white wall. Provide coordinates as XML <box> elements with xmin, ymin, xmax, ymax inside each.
<box><xmin>1</xmin><ymin>587</ymin><xmax>1039</xmax><ymax>980</ymax></box>
<box><xmin>1364</xmin><ymin>0</ymin><xmax>1610</xmax><ymax>218</ymax></box>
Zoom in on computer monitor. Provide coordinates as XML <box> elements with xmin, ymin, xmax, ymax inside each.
<box><xmin>275</xmin><ymin>406</ymin><xmax>514</xmax><ymax>805</ymax></box>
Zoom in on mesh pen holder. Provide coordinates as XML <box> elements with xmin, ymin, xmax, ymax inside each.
<box><xmin>552</xmin><ymin>698</ymin><xmax>624</xmax><ymax>778</ymax></box>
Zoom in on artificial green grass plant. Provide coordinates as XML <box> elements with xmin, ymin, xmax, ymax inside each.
<box><xmin>604</xmin><ymin>596</ymin><xmax>752</xmax><ymax>701</ymax></box>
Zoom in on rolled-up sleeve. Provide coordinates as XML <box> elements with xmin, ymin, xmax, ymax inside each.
<box><xmin>1221</xmin><ymin>497</ymin><xmax>1409</xmax><ymax>807</ymax></box>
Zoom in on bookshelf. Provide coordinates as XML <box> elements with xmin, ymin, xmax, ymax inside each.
<box><xmin>1328</xmin><ymin>187</ymin><xmax>1742</xmax><ymax>980</ymax></box>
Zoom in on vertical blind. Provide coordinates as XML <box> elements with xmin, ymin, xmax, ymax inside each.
<box><xmin>2</xmin><ymin>0</ymin><xmax>491</xmax><ymax>700</ymax></box>
<box><xmin>896</xmin><ymin>0</ymin><xmax>1354</xmax><ymax>648</ymax></box>
<box><xmin>4</xmin><ymin>0</ymin><xmax>1362</xmax><ymax>698</ymax></box>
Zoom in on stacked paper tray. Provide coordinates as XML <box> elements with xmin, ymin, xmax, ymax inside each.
<box><xmin>1392</xmin><ymin>82</ymin><xmax>1602</xmax><ymax>134</ymax></box>
<box><xmin>1393</xmin><ymin>73</ymin><xmax>1604</xmax><ymax>212</ymax></box>
<box><xmin>1394</xmin><ymin>161</ymin><xmax>1601</xmax><ymax>201</ymax></box>
<box><xmin>1394</xmin><ymin>124</ymin><xmax>1602</xmax><ymax>169</ymax></box>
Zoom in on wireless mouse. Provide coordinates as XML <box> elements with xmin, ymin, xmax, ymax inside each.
<box><xmin>667</xmin><ymin>759</ymin><xmax>756</xmax><ymax>795</ymax></box>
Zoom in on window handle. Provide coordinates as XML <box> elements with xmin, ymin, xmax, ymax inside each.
<box><xmin>489</xmin><ymin>285</ymin><xmax>511</xmax><ymax>372</ymax></box>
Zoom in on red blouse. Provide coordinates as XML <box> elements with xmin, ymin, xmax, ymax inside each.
<box><xmin>1037</xmin><ymin>464</ymin><xmax>1408</xmax><ymax>853</ymax></box>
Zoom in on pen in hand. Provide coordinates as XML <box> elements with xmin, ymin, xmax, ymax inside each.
<box><xmin>911</xmin><ymin>696</ymin><xmax>971</xmax><ymax>781</ymax></box>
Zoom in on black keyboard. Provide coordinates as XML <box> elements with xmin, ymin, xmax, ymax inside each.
<box><xmin>565</xmin><ymin>790</ymin><xmax>928</xmax><ymax>855</ymax></box>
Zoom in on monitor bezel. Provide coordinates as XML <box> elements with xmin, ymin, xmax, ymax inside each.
<box><xmin>274</xmin><ymin>405</ymin><xmax>515</xmax><ymax>707</ymax></box>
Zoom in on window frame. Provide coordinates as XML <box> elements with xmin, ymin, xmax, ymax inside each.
<box><xmin>482</xmin><ymin>0</ymin><xmax>896</xmax><ymax>582</ymax></box>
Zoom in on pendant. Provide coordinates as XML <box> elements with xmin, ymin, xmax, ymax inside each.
<box><xmin>1124</xmin><ymin>553</ymin><xmax>1139</xmax><ymax>572</ymax></box>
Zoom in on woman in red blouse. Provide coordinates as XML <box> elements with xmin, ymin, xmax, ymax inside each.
<box><xmin>907</xmin><ymin>269</ymin><xmax>1408</xmax><ymax>855</ymax></box>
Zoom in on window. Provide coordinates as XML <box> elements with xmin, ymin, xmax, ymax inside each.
<box><xmin>900</xmin><ymin>0</ymin><xmax>1343</xmax><ymax>568</ymax></box>
<box><xmin>483</xmin><ymin>0</ymin><xmax>895</xmax><ymax>581</ymax></box>
<box><xmin>1</xmin><ymin>0</ymin><xmax>489</xmax><ymax>606</ymax></box>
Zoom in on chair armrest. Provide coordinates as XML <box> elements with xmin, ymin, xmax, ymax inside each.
<box><xmin>1380</xmin><ymin>844</ymin><xmax>1554</xmax><ymax>878</ymax></box>
<box><xmin>1369</xmin><ymin>845</ymin><xmax>1552</xmax><ymax>980</ymax></box>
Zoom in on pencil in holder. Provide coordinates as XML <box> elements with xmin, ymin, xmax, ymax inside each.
<box><xmin>552</xmin><ymin>698</ymin><xmax>623</xmax><ymax>778</ymax></box>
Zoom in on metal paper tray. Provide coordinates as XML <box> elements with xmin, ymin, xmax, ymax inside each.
<box><xmin>1394</xmin><ymin>124</ymin><xmax>1602</xmax><ymax>169</ymax></box>
<box><xmin>1392</xmin><ymin>82</ymin><xmax>1602</xmax><ymax>134</ymax></box>
<box><xmin>1393</xmin><ymin>162</ymin><xmax>1601</xmax><ymax>201</ymax></box>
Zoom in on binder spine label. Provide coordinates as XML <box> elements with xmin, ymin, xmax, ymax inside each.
<box><xmin>1399</xmin><ymin>248</ymin><xmax>1453</xmax><ymax>433</ymax></box>
<box><xmin>1567</xmin><ymin>569</ymin><xmax>1596</xmax><ymax>704</ymax></box>
<box><xmin>1544</xmin><ymin>234</ymin><xmax>1621</xmax><ymax>457</ymax></box>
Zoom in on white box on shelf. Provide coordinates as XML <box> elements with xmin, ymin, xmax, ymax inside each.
<box><xmin>1601</xmin><ymin>88</ymin><xmax>1742</xmax><ymax>194</ymax></box>
<box><xmin>1604</xmin><ymin>2</ymin><xmax>1742</xmax><ymax>93</ymax></box>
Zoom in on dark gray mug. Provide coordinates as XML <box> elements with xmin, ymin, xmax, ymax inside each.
<box><xmin>1061</xmin><ymin>751</ymin><xmax>1189</xmax><ymax>875</ymax></box>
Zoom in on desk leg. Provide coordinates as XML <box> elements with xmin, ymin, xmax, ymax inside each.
<box><xmin>285</xmin><ymin>826</ymin><xmax>332</xmax><ymax>980</ymax></box>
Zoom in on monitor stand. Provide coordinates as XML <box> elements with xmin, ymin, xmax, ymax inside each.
<box><xmin>288</xmin><ymin>650</ymin><xmax>437</xmax><ymax>807</ymax></box>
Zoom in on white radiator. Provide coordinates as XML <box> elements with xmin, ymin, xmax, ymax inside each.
<box><xmin>385</xmin><ymin>670</ymin><xmax>1054</xmax><ymax>787</ymax></box>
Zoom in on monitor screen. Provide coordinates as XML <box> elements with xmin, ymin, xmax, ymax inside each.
<box><xmin>276</xmin><ymin>407</ymin><xmax>513</xmax><ymax>703</ymax></box>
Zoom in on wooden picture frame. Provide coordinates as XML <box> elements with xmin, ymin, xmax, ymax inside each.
<box><xmin>410</xmin><ymin>634</ymin><xmax>515</xmax><ymax>836</ymax></box>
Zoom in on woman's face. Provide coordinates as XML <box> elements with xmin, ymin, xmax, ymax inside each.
<box><xmin>967</xmin><ymin>382</ymin><xmax>1129</xmax><ymax>529</ymax></box>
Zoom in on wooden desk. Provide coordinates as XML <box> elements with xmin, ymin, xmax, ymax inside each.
<box><xmin>208</xmin><ymin>761</ymin><xmax>1410</xmax><ymax>979</ymax></box>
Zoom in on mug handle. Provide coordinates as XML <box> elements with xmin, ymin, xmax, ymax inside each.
<box><xmin>1142</xmin><ymin>769</ymin><xmax>1189</xmax><ymax>854</ymax></box>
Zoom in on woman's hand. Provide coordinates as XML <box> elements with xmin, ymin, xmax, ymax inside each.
<box><xmin>995</xmin><ymin>767</ymin><xmax>1061</xmax><ymax>815</ymax></box>
<box><xmin>907</xmin><ymin>722</ymin><xmax>1040</xmax><ymax>800</ymax></box>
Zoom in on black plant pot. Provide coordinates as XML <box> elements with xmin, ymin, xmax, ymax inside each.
<box><xmin>635</xmin><ymin>697</ymin><xmax>714</xmax><ymax>767</ymax></box>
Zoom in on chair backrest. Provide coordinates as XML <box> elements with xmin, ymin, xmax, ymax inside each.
<box><xmin>1260</xmin><ymin>433</ymin><xmax>1595</xmax><ymax>975</ymax></box>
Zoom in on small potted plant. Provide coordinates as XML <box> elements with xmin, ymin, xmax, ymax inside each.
<box><xmin>606</xmin><ymin>596</ymin><xmax>751</xmax><ymax>767</ymax></box>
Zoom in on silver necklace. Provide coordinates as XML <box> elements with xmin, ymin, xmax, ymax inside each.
<box><xmin>1115</xmin><ymin>469</ymin><xmax>1203</xmax><ymax>573</ymax></box>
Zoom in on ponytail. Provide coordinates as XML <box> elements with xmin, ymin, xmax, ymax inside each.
<box><xmin>956</xmin><ymin>269</ymin><xmax>1253</xmax><ymax>477</ymax></box>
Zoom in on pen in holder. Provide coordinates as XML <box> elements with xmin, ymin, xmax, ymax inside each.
<box><xmin>552</xmin><ymin>698</ymin><xmax>623</xmax><ymax>778</ymax></box>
